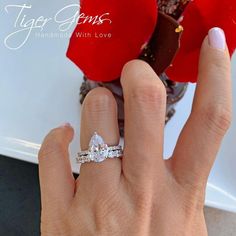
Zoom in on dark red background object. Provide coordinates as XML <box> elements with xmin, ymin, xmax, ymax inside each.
<box><xmin>167</xmin><ymin>0</ymin><xmax>236</xmax><ymax>83</ymax></box>
<box><xmin>147</xmin><ymin>12</ymin><xmax>182</xmax><ymax>76</ymax></box>
<box><xmin>67</xmin><ymin>0</ymin><xmax>158</xmax><ymax>82</ymax></box>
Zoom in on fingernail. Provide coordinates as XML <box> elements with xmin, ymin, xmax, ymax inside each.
<box><xmin>59</xmin><ymin>122</ymin><xmax>72</xmax><ymax>128</ymax></box>
<box><xmin>208</xmin><ymin>27</ymin><xmax>226</xmax><ymax>50</ymax></box>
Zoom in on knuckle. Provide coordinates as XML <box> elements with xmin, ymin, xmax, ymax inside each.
<box><xmin>38</xmin><ymin>130</ymin><xmax>65</xmax><ymax>160</ymax></box>
<box><xmin>202</xmin><ymin>103</ymin><xmax>232</xmax><ymax>136</ymax></box>
<box><xmin>210</xmin><ymin>54</ymin><xmax>230</xmax><ymax>72</ymax></box>
<box><xmin>84</xmin><ymin>87</ymin><xmax>114</xmax><ymax>114</ymax></box>
<box><xmin>182</xmin><ymin>194</ymin><xmax>205</xmax><ymax>216</ymax></box>
<box><xmin>125</xmin><ymin>180</ymin><xmax>153</xmax><ymax>214</ymax></box>
<box><xmin>173</xmin><ymin>175</ymin><xmax>205</xmax><ymax>214</ymax></box>
<box><xmin>134</xmin><ymin>190</ymin><xmax>152</xmax><ymax>214</ymax></box>
<box><xmin>92</xmin><ymin>190</ymin><xmax>122</xmax><ymax>232</ymax></box>
<box><xmin>200</xmin><ymin>51</ymin><xmax>231</xmax><ymax>80</ymax></box>
<box><xmin>181</xmin><ymin>183</ymin><xmax>205</xmax><ymax>213</ymax></box>
<box><xmin>135</xmin><ymin>191</ymin><xmax>150</xmax><ymax>206</ymax></box>
<box><xmin>208</xmin><ymin>62</ymin><xmax>230</xmax><ymax>80</ymax></box>
<box><xmin>130</xmin><ymin>81</ymin><xmax>166</xmax><ymax>107</ymax></box>
<box><xmin>95</xmin><ymin>189</ymin><xmax>119</xmax><ymax>215</ymax></box>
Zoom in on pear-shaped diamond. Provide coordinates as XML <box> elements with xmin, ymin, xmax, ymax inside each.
<box><xmin>89</xmin><ymin>132</ymin><xmax>108</xmax><ymax>162</ymax></box>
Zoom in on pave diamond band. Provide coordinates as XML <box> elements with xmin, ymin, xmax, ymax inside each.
<box><xmin>79</xmin><ymin>146</ymin><xmax>122</xmax><ymax>157</ymax></box>
<box><xmin>77</xmin><ymin>132</ymin><xmax>123</xmax><ymax>164</ymax></box>
<box><xmin>77</xmin><ymin>147</ymin><xmax>123</xmax><ymax>164</ymax></box>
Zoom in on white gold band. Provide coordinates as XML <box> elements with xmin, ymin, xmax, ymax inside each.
<box><xmin>79</xmin><ymin>146</ymin><xmax>122</xmax><ymax>157</ymax></box>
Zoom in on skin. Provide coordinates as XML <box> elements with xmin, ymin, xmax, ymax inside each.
<box><xmin>38</xmin><ymin>33</ymin><xmax>232</xmax><ymax>236</ymax></box>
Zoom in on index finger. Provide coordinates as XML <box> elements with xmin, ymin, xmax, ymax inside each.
<box><xmin>172</xmin><ymin>28</ymin><xmax>232</xmax><ymax>185</ymax></box>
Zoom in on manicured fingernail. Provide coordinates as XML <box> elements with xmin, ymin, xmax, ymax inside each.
<box><xmin>59</xmin><ymin>122</ymin><xmax>71</xmax><ymax>128</ymax></box>
<box><xmin>208</xmin><ymin>27</ymin><xmax>226</xmax><ymax>50</ymax></box>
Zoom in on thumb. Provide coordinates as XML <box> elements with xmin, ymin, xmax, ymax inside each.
<box><xmin>38</xmin><ymin>123</ymin><xmax>75</xmax><ymax>211</ymax></box>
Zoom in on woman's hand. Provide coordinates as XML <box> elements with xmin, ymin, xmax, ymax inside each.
<box><xmin>38</xmin><ymin>28</ymin><xmax>232</xmax><ymax>236</ymax></box>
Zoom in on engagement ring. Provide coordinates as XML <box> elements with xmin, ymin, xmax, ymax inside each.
<box><xmin>77</xmin><ymin>132</ymin><xmax>123</xmax><ymax>164</ymax></box>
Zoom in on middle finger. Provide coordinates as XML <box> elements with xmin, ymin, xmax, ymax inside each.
<box><xmin>121</xmin><ymin>60</ymin><xmax>166</xmax><ymax>183</ymax></box>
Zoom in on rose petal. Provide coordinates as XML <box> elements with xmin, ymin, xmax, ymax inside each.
<box><xmin>167</xmin><ymin>0</ymin><xmax>236</xmax><ymax>83</ymax></box>
<box><xmin>67</xmin><ymin>0</ymin><xmax>158</xmax><ymax>82</ymax></box>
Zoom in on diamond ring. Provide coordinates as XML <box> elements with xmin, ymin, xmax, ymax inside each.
<box><xmin>77</xmin><ymin>132</ymin><xmax>123</xmax><ymax>164</ymax></box>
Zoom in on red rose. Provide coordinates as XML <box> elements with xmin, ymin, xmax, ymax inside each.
<box><xmin>67</xmin><ymin>0</ymin><xmax>157</xmax><ymax>82</ymax></box>
<box><xmin>167</xmin><ymin>0</ymin><xmax>236</xmax><ymax>83</ymax></box>
<box><xmin>67</xmin><ymin>0</ymin><xmax>236</xmax><ymax>83</ymax></box>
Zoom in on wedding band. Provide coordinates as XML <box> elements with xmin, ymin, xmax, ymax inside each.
<box><xmin>77</xmin><ymin>132</ymin><xmax>123</xmax><ymax>164</ymax></box>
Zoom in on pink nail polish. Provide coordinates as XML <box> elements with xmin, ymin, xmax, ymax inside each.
<box><xmin>59</xmin><ymin>122</ymin><xmax>71</xmax><ymax>128</ymax></box>
<box><xmin>208</xmin><ymin>27</ymin><xmax>226</xmax><ymax>50</ymax></box>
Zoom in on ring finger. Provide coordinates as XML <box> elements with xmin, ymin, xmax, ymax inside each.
<box><xmin>77</xmin><ymin>87</ymin><xmax>121</xmax><ymax>191</ymax></box>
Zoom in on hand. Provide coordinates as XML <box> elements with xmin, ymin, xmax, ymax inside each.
<box><xmin>38</xmin><ymin>28</ymin><xmax>232</xmax><ymax>236</ymax></box>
